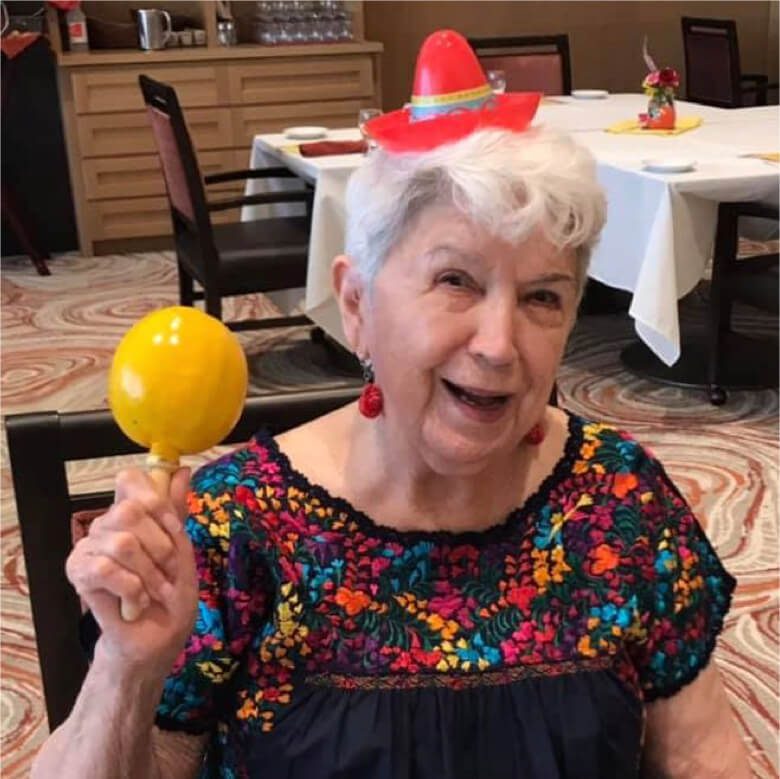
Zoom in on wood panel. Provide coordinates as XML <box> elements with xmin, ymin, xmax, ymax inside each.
<box><xmin>89</xmin><ymin>193</ymin><xmax>238</xmax><ymax>240</ymax></box>
<box><xmin>89</xmin><ymin>196</ymin><xmax>173</xmax><ymax>239</ymax></box>
<box><xmin>83</xmin><ymin>150</ymin><xmax>237</xmax><ymax>199</ymax></box>
<box><xmin>72</xmin><ymin>65</ymin><xmax>227</xmax><ymax>114</ymax></box>
<box><xmin>226</xmin><ymin>55</ymin><xmax>373</xmax><ymax>105</ymax></box>
<box><xmin>77</xmin><ymin>108</ymin><xmax>233</xmax><ymax>157</ymax></box>
<box><xmin>233</xmin><ymin>100</ymin><xmax>365</xmax><ymax>145</ymax></box>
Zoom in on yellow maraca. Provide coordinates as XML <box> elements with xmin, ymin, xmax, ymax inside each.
<box><xmin>108</xmin><ymin>306</ymin><xmax>248</xmax><ymax>621</ymax></box>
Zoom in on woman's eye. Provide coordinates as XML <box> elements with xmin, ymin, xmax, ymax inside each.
<box><xmin>438</xmin><ymin>271</ymin><xmax>473</xmax><ymax>289</ymax></box>
<box><xmin>527</xmin><ymin>289</ymin><xmax>561</xmax><ymax>307</ymax></box>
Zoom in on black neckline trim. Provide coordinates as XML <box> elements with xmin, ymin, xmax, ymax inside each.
<box><xmin>253</xmin><ymin>413</ymin><xmax>583</xmax><ymax>546</ymax></box>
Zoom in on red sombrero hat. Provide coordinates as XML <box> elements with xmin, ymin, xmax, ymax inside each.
<box><xmin>366</xmin><ymin>29</ymin><xmax>541</xmax><ymax>153</ymax></box>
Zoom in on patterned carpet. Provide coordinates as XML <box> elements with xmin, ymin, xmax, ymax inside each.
<box><xmin>1</xmin><ymin>251</ymin><xmax>777</xmax><ymax>777</ymax></box>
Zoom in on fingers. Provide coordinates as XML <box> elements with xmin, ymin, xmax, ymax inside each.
<box><xmin>114</xmin><ymin>468</ymin><xmax>189</xmax><ymax>538</ymax></box>
<box><xmin>99</xmin><ymin>499</ymin><xmax>178</xmax><ymax>583</ymax></box>
<box><xmin>88</xmin><ymin>523</ymin><xmax>174</xmax><ymax>604</ymax></box>
<box><xmin>65</xmin><ymin>466</ymin><xmax>197</xmax><ymax>625</ymax></box>
<box><xmin>67</xmin><ymin>541</ymin><xmax>152</xmax><ymax>612</ymax></box>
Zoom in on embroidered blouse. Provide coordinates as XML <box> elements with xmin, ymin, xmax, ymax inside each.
<box><xmin>154</xmin><ymin>413</ymin><xmax>735</xmax><ymax>779</ymax></box>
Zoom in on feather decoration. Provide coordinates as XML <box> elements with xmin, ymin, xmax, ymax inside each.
<box><xmin>642</xmin><ymin>36</ymin><xmax>658</xmax><ymax>73</ymax></box>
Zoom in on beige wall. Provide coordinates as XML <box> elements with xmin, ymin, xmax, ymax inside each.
<box><xmin>365</xmin><ymin>0</ymin><xmax>778</xmax><ymax>110</ymax></box>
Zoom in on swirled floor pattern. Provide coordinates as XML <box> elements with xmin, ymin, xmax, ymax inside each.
<box><xmin>1</xmin><ymin>251</ymin><xmax>777</xmax><ymax>777</ymax></box>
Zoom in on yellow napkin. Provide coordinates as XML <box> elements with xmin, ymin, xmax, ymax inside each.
<box><xmin>605</xmin><ymin>116</ymin><xmax>703</xmax><ymax>135</ymax></box>
<box><xmin>741</xmin><ymin>152</ymin><xmax>780</xmax><ymax>163</ymax></box>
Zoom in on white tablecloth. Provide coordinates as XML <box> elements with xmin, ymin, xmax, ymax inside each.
<box><xmin>243</xmin><ymin>94</ymin><xmax>779</xmax><ymax>364</ymax></box>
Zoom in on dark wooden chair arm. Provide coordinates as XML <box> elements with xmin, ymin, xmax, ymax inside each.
<box><xmin>740</xmin><ymin>74</ymin><xmax>770</xmax><ymax>105</ymax></box>
<box><xmin>740</xmin><ymin>73</ymin><xmax>769</xmax><ymax>85</ymax></box>
<box><xmin>203</xmin><ymin>167</ymin><xmax>301</xmax><ymax>185</ymax></box>
<box><xmin>207</xmin><ymin>190</ymin><xmax>314</xmax><ymax>212</ymax></box>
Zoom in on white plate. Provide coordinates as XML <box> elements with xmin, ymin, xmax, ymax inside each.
<box><xmin>571</xmin><ymin>89</ymin><xmax>609</xmax><ymax>100</ymax></box>
<box><xmin>641</xmin><ymin>159</ymin><xmax>697</xmax><ymax>174</ymax></box>
<box><xmin>283</xmin><ymin>126</ymin><xmax>328</xmax><ymax>140</ymax></box>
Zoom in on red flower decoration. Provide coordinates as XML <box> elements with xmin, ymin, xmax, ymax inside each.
<box><xmin>48</xmin><ymin>0</ymin><xmax>81</xmax><ymax>10</ymax></box>
<box><xmin>657</xmin><ymin>68</ymin><xmax>680</xmax><ymax>87</ymax></box>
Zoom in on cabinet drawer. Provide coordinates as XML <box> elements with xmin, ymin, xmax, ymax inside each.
<box><xmin>233</xmin><ymin>100</ymin><xmax>366</xmax><ymax>146</ymax></box>
<box><xmin>77</xmin><ymin>109</ymin><xmax>234</xmax><ymax>158</ymax></box>
<box><xmin>89</xmin><ymin>194</ymin><xmax>238</xmax><ymax>240</ymax></box>
<box><xmin>227</xmin><ymin>56</ymin><xmax>373</xmax><ymax>105</ymax></box>
<box><xmin>72</xmin><ymin>66</ymin><xmax>227</xmax><ymax>114</ymax></box>
<box><xmin>84</xmin><ymin>150</ymin><xmax>239</xmax><ymax>200</ymax></box>
<box><xmin>89</xmin><ymin>197</ymin><xmax>173</xmax><ymax>240</ymax></box>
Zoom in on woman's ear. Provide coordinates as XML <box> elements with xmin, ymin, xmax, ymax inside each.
<box><xmin>332</xmin><ymin>254</ymin><xmax>368</xmax><ymax>355</ymax></box>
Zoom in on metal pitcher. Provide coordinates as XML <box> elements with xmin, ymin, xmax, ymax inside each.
<box><xmin>137</xmin><ymin>9</ymin><xmax>172</xmax><ymax>50</ymax></box>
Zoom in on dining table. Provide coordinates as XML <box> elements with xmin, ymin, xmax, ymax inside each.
<box><xmin>241</xmin><ymin>93</ymin><xmax>779</xmax><ymax>366</ymax></box>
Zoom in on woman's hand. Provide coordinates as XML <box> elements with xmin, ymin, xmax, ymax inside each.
<box><xmin>66</xmin><ymin>467</ymin><xmax>199</xmax><ymax>680</ymax></box>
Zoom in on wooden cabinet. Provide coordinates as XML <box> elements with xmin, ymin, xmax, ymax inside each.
<box><xmin>51</xmin><ymin>2</ymin><xmax>382</xmax><ymax>255</ymax></box>
<box><xmin>225</xmin><ymin>55</ymin><xmax>374</xmax><ymax>104</ymax></box>
<box><xmin>72</xmin><ymin>66</ymin><xmax>226</xmax><ymax>114</ymax></box>
<box><xmin>77</xmin><ymin>109</ymin><xmax>234</xmax><ymax>157</ymax></box>
<box><xmin>83</xmin><ymin>150</ymin><xmax>238</xmax><ymax>200</ymax></box>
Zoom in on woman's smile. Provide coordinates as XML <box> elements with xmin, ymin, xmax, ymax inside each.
<box><xmin>440</xmin><ymin>378</ymin><xmax>513</xmax><ymax>424</ymax></box>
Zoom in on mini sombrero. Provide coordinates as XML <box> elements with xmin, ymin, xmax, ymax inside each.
<box><xmin>365</xmin><ymin>29</ymin><xmax>541</xmax><ymax>153</ymax></box>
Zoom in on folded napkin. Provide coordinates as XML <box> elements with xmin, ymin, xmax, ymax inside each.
<box><xmin>299</xmin><ymin>140</ymin><xmax>368</xmax><ymax>157</ymax></box>
<box><xmin>606</xmin><ymin>116</ymin><xmax>702</xmax><ymax>135</ymax></box>
<box><xmin>741</xmin><ymin>152</ymin><xmax>780</xmax><ymax>164</ymax></box>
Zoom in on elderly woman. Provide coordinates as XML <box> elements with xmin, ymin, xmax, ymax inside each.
<box><xmin>33</xmin><ymin>30</ymin><xmax>748</xmax><ymax>779</ymax></box>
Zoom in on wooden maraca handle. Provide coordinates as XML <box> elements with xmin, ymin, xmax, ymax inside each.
<box><xmin>120</xmin><ymin>459</ymin><xmax>175</xmax><ymax>622</ymax></box>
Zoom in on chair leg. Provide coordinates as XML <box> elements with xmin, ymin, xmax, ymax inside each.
<box><xmin>205</xmin><ymin>289</ymin><xmax>223</xmax><ymax>321</ymax></box>
<box><xmin>177</xmin><ymin>262</ymin><xmax>195</xmax><ymax>306</ymax></box>
<box><xmin>1</xmin><ymin>181</ymin><xmax>51</xmax><ymax>276</ymax></box>
<box><xmin>707</xmin><ymin>204</ymin><xmax>738</xmax><ymax>406</ymax></box>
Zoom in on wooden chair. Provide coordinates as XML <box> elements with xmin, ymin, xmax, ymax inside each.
<box><xmin>467</xmin><ymin>35</ymin><xmax>572</xmax><ymax>96</ymax></box>
<box><xmin>706</xmin><ymin>202</ymin><xmax>779</xmax><ymax>404</ymax></box>
<box><xmin>681</xmin><ymin>17</ymin><xmax>777</xmax><ymax>108</ymax></box>
<box><xmin>1</xmin><ymin>37</ymin><xmax>52</xmax><ymax>276</ymax></box>
<box><xmin>5</xmin><ymin>386</ymin><xmax>360</xmax><ymax>732</ymax></box>
<box><xmin>139</xmin><ymin>74</ymin><xmax>313</xmax><ymax>332</ymax></box>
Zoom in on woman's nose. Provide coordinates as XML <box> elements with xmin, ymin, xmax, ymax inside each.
<box><xmin>468</xmin><ymin>299</ymin><xmax>516</xmax><ymax>368</ymax></box>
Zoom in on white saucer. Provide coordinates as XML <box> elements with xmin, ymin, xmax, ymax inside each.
<box><xmin>283</xmin><ymin>126</ymin><xmax>328</xmax><ymax>140</ymax></box>
<box><xmin>571</xmin><ymin>89</ymin><xmax>609</xmax><ymax>99</ymax></box>
<box><xmin>641</xmin><ymin>159</ymin><xmax>697</xmax><ymax>174</ymax></box>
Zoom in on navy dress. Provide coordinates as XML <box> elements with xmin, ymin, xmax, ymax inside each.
<box><xmin>148</xmin><ymin>414</ymin><xmax>734</xmax><ymax>778</ymax></box>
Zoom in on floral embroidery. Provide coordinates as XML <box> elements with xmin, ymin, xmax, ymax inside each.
<box><xmin>156</xmin><ymin>414</ymin><xmax>734</xmax><ymax>771</ymax></box>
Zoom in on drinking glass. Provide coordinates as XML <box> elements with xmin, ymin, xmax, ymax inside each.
<box><xmin>358</xmin><ymin>107</ymin><xmax>382</xmax><ymax>152</ymax></box>
<box><xmin>486</xmin><ymin>69</ymin><xmax>507</xmax><ymax>95</ymax></box>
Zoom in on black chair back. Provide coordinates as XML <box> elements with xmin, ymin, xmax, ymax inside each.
<box><xmin>6</xmin><ymin>387</ymin><xmax>360</xmax><ymax>731</ymax></box>
<box><xmin>139</xmin><ymin>74</ymin><xmax>221</xmax><ymax>285</ymax></box>
<box><xmin>468</xmin><ymin>35</ymin><xmax>572</xmax><ymax>96</ymax></box>
<box><xmin>681</xmin><ymin>17</ymin><xmax>744</xmax><ymax>107</ymax></box>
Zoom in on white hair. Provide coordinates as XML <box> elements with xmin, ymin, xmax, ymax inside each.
<box><xmin>344</xmin><ymin>128</ymin><xmax>606</xmax><ymax>295</ymax></box>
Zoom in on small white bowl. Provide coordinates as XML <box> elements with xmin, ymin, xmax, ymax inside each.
<box><xmin>571</xmin><ymin>89</ymin><xmax>609</xmax><ymax>99</ymax></box>
<box><xmin>641</xmin><ymin>159</ymin><xmax>697</xmax><ymax>174</ymax></box>
<box><xmin>283</xmin><ymin>126</ymin><xmax>328</xmax><ymax>140</ymax></box>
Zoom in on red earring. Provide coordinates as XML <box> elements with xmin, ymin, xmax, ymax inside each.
<box><xmin>358</xmin><ymin>359</ymin><xmax>383</xmax><ymax>418</ymax></box>
<box><xmin>524</xmin><ymin>423</ymin><xmax>545</xmax><ymax>445</ymax></box>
